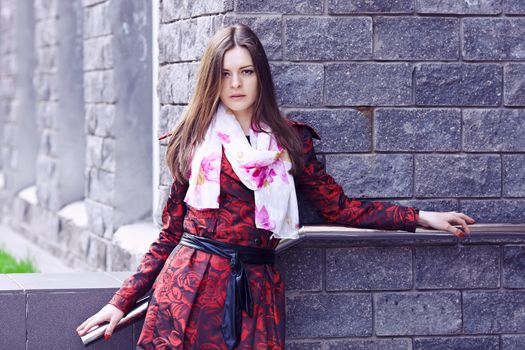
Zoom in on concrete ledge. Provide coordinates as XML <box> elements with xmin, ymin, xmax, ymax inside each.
<box><xmin>0</xmin><ymin>271</ymin><xmax>141</xmax><ymax>350</ymax></box>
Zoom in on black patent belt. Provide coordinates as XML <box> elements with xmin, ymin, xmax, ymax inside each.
<box><xmin>178</xmin><ymin>232</ymin><xmax>275</xmax><ymax>350</ymax></box>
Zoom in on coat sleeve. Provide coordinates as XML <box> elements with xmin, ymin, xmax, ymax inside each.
<box><xmin>292</xmin><ymin>123</ymin><xmax>420</xmax><ymax>233</ymax></box>
<box><xmin>108</xmin><ymin>180</ymin><xmax>188</xmax><ymax>314</ymax></box>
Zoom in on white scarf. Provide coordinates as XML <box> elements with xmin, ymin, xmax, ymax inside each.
<box><xmin>184</xmin><ymin>102</ymin><xmax>300</xmax><ymax>240</ymax></box>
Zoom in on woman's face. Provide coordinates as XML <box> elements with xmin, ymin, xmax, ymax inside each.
<box><xmin>219</xmin><ymin>46</ymin><xmax>258</xmax><ymax>119</ymax></box>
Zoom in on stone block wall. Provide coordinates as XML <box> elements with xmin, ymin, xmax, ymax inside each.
<box><xmin>0</xmin><ymin>0</ymin><xmax>523</xmax><ymax>280</ymax></box>
<box><xmin>279</xmin><ymin>234</ymin><xmax>525</xmax><ymax>349</ymax></box>
<box><xmin>158</xmin><ymin>0</ymin><xmax>525</xmax><ymax>225</ymax></box>
<box><xmin>0</xmin><ymin>0</ymin><xmax>153</xmax><ymax>272</ymax></box>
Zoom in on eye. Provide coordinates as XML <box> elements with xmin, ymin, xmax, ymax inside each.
<box><xmin>222</xmin><ymin>71</ymin><xmax>230</xmax><ymax>77</ymax></box>
<box><xmin>243</xmin><ymin>69</ymin><xmax>254</xmax><ymax>75</ymax></box>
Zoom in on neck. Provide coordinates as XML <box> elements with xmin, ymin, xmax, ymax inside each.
<box><xmin>233</xmin><ymin>109</ymin><xmax>253</xmax><ymax>136</ymax></box>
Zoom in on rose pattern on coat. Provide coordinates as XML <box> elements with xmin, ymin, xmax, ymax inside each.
<box><xmin>108</xmin><ymin>120</ymin><xmax>419</xmax><ymax>349</ymax></box>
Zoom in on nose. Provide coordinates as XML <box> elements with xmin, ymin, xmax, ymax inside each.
<box><xmin>231</xmin><ymin>73</ymin><xmax>241</xmax><ymax>88</ymax></box>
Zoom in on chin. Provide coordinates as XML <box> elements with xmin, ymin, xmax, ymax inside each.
<box><xmin>224</xmin><ymin>100</ymin><xmax>255</xmax><ymax>112</ymax></box>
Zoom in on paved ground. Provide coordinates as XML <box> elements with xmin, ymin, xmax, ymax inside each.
<box><xmin>0</xmin><ymin>225</ymin><xmax>73</xmax><ymax>273</ymax></box>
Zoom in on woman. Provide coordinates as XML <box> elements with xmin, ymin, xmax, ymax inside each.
<box><xmin>76</xmin><ymin>24</ymin><xmax>476</xmax><ymax>349</ymax></box>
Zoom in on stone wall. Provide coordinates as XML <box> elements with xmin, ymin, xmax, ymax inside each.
<box><xmin>0</xmin><ymin>0</ymin><xmax>523</xmax><ymax>288</ymax></box>
<box><xmin>279</xmin><ymin>232</ymin><xmax>525</xmax><ymax>349</ymax></box>
<box><xmin>0</xmin><ymin>0</ymin><xmax>154</xmax><ymax>271</ymax></box>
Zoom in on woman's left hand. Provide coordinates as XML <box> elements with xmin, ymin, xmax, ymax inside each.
<box><xmin>417</xmin><ymin>210</ymin><xmax>476</xmax><ymax>237</ymax></box>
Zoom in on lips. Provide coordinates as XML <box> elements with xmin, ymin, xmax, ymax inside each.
<box><xmin>230</xmin><ymin>94</ymin><xmax>245</xmax><ymax>98</ymax></box>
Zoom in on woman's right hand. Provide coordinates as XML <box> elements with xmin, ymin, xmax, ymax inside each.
<box><xmin>76</xmin><ymin>304</ymin><xmax>125</xmax><ymax>339</ymax></box>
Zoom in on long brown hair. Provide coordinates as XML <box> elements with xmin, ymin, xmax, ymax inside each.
<box><xmin>165</xmin><ymin>24</ymin><xmax>304</xmax><ymax>184</ymax></box>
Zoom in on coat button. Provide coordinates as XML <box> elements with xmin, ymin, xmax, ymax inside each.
<box><xmin>253</xmin><ymin>237</ymin><xmax>261</xmax><ymax>246</ymax></box>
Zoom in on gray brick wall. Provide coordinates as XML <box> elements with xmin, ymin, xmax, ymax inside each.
<box><xmin>0</xmin><ymin>1</ymin><xmax>524</xmax><ymax>347</ymax></box>
<box><xmin>157</xmin><ymin>0</ymin><xmax>525</xmax><ymax>223</ymax></box>
<box><xmin>278</xmin><ymin>236</ymin><xmax>525</xmax><ymax>348</ymax></box>
<box><xmin>220</xmin><ymin>0</ymin><xmax>524</xmax><ymax>223</ymax></box>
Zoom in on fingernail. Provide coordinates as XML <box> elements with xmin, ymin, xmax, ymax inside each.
<box><xmin>104</xmin><ymin>333</ymin><xmax>110</xmax><ymax>341</ymax></box>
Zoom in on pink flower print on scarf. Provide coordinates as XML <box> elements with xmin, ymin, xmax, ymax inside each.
<box><xmin>240</xmin><ymin>160</ymin><xmax>277</xmax><ymax>188</ymax></box>
<box><xmin>255</xmin><ymin>205</ymin><xmax>275</xmax><ymax>231</ymax></box>
<box><xmin>197</xmin><ymin>153</ymin><xmax>220</xmax><ymax>185</ymax></box>
<box><xmin>216</xmin><ymin>131</ymin><xmax>230</xmax><ymax>144</ymax></box>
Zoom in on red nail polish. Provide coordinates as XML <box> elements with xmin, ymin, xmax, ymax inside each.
<box><xmin>104</xmin><ymin>333</ymin><xmax>110</xmax><ymax>341</ymax></box>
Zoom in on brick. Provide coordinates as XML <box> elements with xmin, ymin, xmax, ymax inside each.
<box><xmin>63</xmin><ymin>221</ymin><xmax>90</xmax><ymax>257</ymax></box>
<box><xmin>503</xmin><ymin>335</ymin><xmax>525</xmax><ymax>350</ymax></box>
<box><xmin>86</xmin><ymin>135</ymin><xmax>115</xmax><ymax>172</ymax></box>
<box><xmin>83</xmin><ymin>1</ymin><xmax>111</xmax><ymax>38</ymax></box>
<box><xmin>235</xmin><ymin>0</ymin><xmax>322</xmax><ymax>14</ymax></box>
<box><xmin>286</xmin><ymin>342</ymin><xmax>322</xmax><ymax>350</ymax></box>
<box><xmin>504</xmin><ymin>0</ymin><xmax>525</xmax><ymax>14</ymax></box>
<box><xmin>87</xmin><ymin>168</ymin><xmax>114</xmax><ymax>204</ymax></box>
<box><xmin>286</xmin><ymin>109</ymin><xmax>372</xmax><ymax>153</ymax></box>
<box><xmin>395</xmin><ymin>199</ymin><xmax>459</xmax><ymax>213</ymax></box>
<box><xmin>464</xmin><ymin>291</ymin><xmax>525</xmax><ymax>333</ymax></box>
<box><xmin>328</xmin><ymin>339</ymin><xmax>412</xmax><ymax>350</ymax></box>
<box><xmin>276</xmin><ymin>247</ymin><xmax>322</xmax><ymax>291</ymax></box>
<box><xmin>34</xmin><ymin>74</ymin><xmax>58</xmax><ymax>102</ymax></box>
<box><xmin>161</xmin><ymin>0</ymin><xmax>233</xmax><ymax>22</ymax></box>
<box><xmin>86</xmin><ymin>235</ymin><xmax>107</xmax><ymax>269</ymax></box>
<box><xmin>159</xmin><ymin>16</ymin><xmax>223</xmax><ymax>63</ymax></box>
<box><xmin>325</xmin><ymin>63</ymin><xmax>412</xmax><ymax>106</ymax></box>
<box><xmin>503</xmin><ymin>245</ymin><xmax>525</xmax><ymax>288</ymax></box>
<box><xmin>83</xmin><ymin>70</ymin><xmax>115</xmax><ymax>103</ymax></box>
<box><xmin>503</xmin><ymin>155</ymin><xmax>525</xmax><ymax>197</ymax></box>
<box><xmin>375</xmin><ymin>108</ymin><xmax>461</xmax><ymax>152</ymax></box>
<box><xmin>270</xmin><ymin>63</ymin><xmax>323</xmax><ymax>107</ymax></box>
<box><xmin>36</xmin><ymin>46</ymin><xmax>57</xmax><ymax>73</ymax></box>
<box><xmin>285</xmin><ymin>17</ymin><xmax>371</xmax><ymax>61</ymax></box>
<box><xmin>222</xmin><ymin>15</ymin><xmax>282</xmax><ymax>60</ymax></box>
<box><xmin>34</xmin><ymin>0</ymin><xmax>58</xmax><ymax>20</ymax></box>
<box><xmin>415</xmin><ymin>64</ymin><xmax>502</xmax><ymax>106</ymax></box>
<box><xmin>326</xmin><ymin>247</ymin><xmax>412</xmax><ymax>290</ymax></box>
<box><xmin>461</xmin><ymin>200</ymin><xmax>525</xmax><ymax>224</ymax></box>
<box><xmin>417</xmin><ymin>0</ymin><xmax>501</xmax><ymax>14</ymax></box>
<box><xmin>39</xmin><ymin>128</ymin><xmax>59</xmax><ymax>156</ymax></box>
<box><xmin>463</xmin><ymin>109</ymin><xmax>525</xmax><ymax>151</ymax></box>
<box><xmin>505</xmin><ymin>64</ymin><xmax>525</xmax><ymax>106</ymax></box>
<box><xmin>414</xmin><ymin>245</ymin><xmax>499</xmax><ymax>289</ymax></box>
<box><xmin>328</xmin><ymin>0</ymin><xmax>413</xmax><ymax>13</ymax></box>
<box><xmin>415</xmin><ymin>155</ymin><xmax>501</xmax><ymax>197</ymax></box>
<box><xmin>374</xmin><ymin>17</ymin><xmax>459</xmax><ymax>60</ymax></box>
<box><xmin>157</xmin><ymin>63</ymin><xmax>198</xmax><ymax>104</ymax></box>
<box><xmin>286</xmin><ymin>293</ymin><xmax>372</xmax><ymax>338</ymax></box>
<box><xmin>85</xmin><ymin>103</ymin><xmax>116</xmax><ymax>138</ymax></box>
<box><xmin>375</xmin><ymin>292</ymin><xmax>461</xmax><ymax>335</ymax></box>
<box><xmin>463</xmin><ymin>18</ymin><xmax>525</xmax><ymax>60</ymax></box>
<box><xmin>159</xmin><ymin>148</ymin><xmax>173</xmax><ymax>187</ymax></box>
<box><xmin>83</xmin><ymin>36</ymin><xmax>113</xmax><ymax>70</ymax></box>
<box><xmin>159</xmin><ymin>105</ymin><xmax>185</xmax><ymax>137</ymax></box>
<box><xmin>35</xmin><ymin>17</ymin><xmax>58</xmax><ymax>48</ymax></box>
<box><xmin>325</xmin><ymin>154</ymin><xmax>413</xmax><ymax>198</ymax></box>
<box><xmin>85</xmin><ymin>198</ymin><xmax>114</xmax><ymax>237</ymax></box>
<box><xmin>414</xmin><ymin>336</ymin><xmax>499</xmax><ymax>350</ymax></box>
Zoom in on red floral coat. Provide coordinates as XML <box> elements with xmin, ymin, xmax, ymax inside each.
<box><xmin>108</xmin><ymin>121</ymin><xmax>419</xmax><ymax>349</ymax></box>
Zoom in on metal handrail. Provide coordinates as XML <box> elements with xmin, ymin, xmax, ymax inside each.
<box><xmin>277</xmin><ymin>224</ymin><xmax>525</xmax><ymax>252</ymax></box>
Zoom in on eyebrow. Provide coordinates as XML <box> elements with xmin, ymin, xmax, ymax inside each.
<box><xmin>222</xmin><ymin>65</ymin><xmax>254</xmax><ymax>71</ymax></box>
